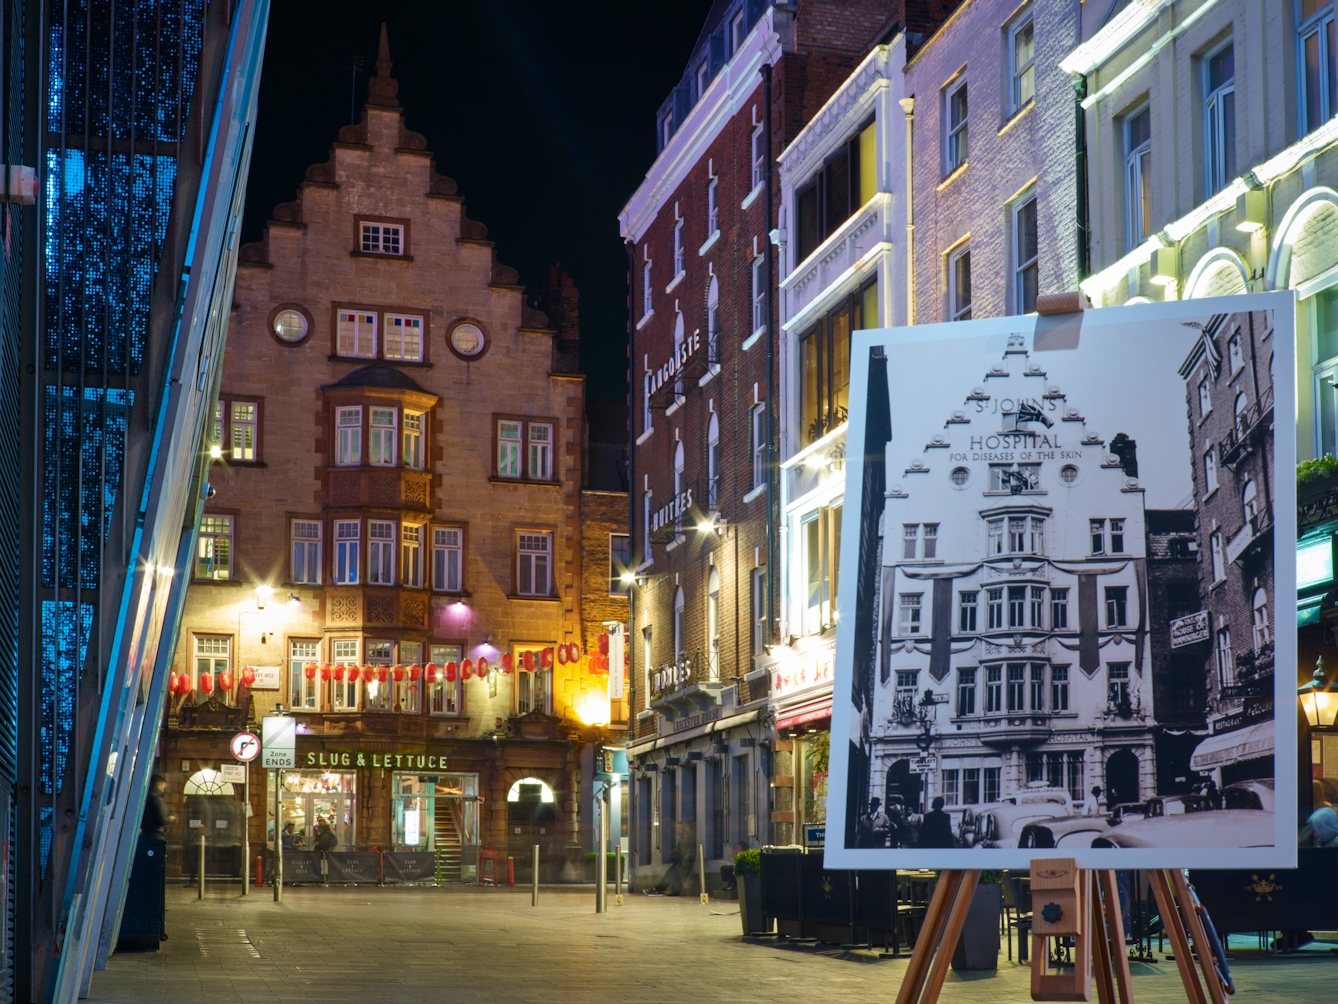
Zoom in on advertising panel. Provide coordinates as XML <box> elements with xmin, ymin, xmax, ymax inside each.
<box><xmin>824</xmin><ymin>295</ymin><xmax>1295</xmax><ymax>870</ymax></box>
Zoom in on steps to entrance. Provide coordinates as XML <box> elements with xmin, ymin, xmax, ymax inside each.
<box><xmin>435</xmin><ymin>798</ymin><xmax>462</xmax><ymax>883</ymax></box>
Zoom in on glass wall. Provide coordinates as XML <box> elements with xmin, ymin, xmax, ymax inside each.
<box><xmin>267</xmin><ymin>770</ymin><xmax>357</xmax><ymax>851</ymax></box>
<box><xmin>392</xmin><ymin>773</ymin><xmax>480</xmax><ymax>879</ymax></box>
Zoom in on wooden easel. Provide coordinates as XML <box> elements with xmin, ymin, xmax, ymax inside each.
<box><xmin>893</xmin><ymin>860</ymin><xmax>1229</xmax><ymax>1004</ymax></box>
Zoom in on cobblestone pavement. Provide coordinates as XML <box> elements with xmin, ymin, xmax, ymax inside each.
<box><xmin>88</xmin><ymin>884</ymin><xmax>1337</xmax><ymax>1003</ymax></box>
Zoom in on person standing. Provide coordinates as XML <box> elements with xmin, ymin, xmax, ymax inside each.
<box><xmin>918</xmin><ymin>796</ymin><xmax>955</xmax><ymax>848</ymax></box>
<box><xmin>1081</xmin><ymin>786</ymin><xmax>1103</xmax><ymax>816</ymax></box>
<box><xmin>140</xmin><ymin>774</ymin><xmax>175</xmax><ymax>836</ymax></box>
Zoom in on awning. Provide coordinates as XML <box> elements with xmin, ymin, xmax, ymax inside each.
<box><xmin>1190</xmin><ymin>720</ymin><xmax>1274</xmax><ymax>771</ymax></box>
<box><xmin>777</xmin><ymin>695</ymin><xmax>833</xmax><ymax>732</ymax></box>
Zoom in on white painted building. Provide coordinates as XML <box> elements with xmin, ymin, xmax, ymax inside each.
<box><xmin>867</xmin><ymin>335</ymin><xmax>1157</xmax><ymax>819</ymax></box>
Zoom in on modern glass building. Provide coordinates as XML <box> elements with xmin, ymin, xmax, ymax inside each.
<box><xmin>5</xmin><ymin>2</ymin><xmax>269</xmax><ymax>1000</ymax></box>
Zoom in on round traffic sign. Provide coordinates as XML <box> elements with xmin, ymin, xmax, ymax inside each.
<box><xmin>230</xmin><ymin>731</ymin><xmax>260</xmax><ymax>762</ymax></box>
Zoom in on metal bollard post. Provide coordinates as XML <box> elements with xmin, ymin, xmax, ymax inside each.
<box><xmin>198</xmin><ymin>833</ymin><xmax>206</xmax><ymax>899</ymax></box>
<box><xmin>531</xmin><ymin>844</ymin><xmax>539</xmax><ymax>906</ymax></box>
<box><xmin>506</xmin><ymin>855</ymin><xmax>515</xmax><ymax>886</ymax></box>
<box><xmin>596</xmin><ymin>797</ymin><xmax>607</xmax><ymax>914</ymax></box>
<box><xmin>615</xmin><ymin>844</ymin><xmax>623</xmax><ymax>905</ymax></box>
<box><xmin>698</xmin><ymin>843</ymin><xmax>708</xmax><ymax>904</ymax></box>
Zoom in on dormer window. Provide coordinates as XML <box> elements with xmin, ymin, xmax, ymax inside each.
<box><xmin>361</xmin><ymin>221</ymin><xmax>404</xmax><ymax>255</ymax></box>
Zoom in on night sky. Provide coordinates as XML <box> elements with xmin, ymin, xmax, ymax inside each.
<box><xmin>242</xmin><ymin>0</ymin><xmax>716</xmax><ymax>403</ymax></box>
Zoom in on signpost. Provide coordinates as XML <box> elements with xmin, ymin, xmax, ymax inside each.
<box><xmin>228</xmin><ymin>732</ymin><xmax>259</xmax><ymax>898</ymax></box>
<box><xmin>262</xmin><ymin>715</ymin><xmax>294</xmax><ymax>901</ymax></box>
<box><xmin>910</xmin><ymin>756</ymin><xmax>938</xmax><ymax>775</ymax></box>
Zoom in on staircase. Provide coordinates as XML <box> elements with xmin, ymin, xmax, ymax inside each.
<box><xmin>434</xmin><ymin>798</ymin><xmax>463</xmax><ymax>883</ymax></box>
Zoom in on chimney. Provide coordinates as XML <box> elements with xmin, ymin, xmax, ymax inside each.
<box><xmin>538</xmin><ymin>265</ymin><xmax>581</xmax><ymax>356</ymax></box>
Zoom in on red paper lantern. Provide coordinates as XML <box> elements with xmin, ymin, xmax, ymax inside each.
<box><xmin>167</xmin><ymin>672</ymin><xmax>179</xmax><ymax>694</ymax></box>
<box><xmin>571</xmin><ymin>643</ymin><xmax>582</xmax><ymax>663</ymax></box>
<box><xmin>599</xmin><ymin>633</ymin><xmax>610</xmax><ymax>655</ymax></box>
<box><xmin>199</xmin><ymin>673</ymin><xmax>214</xmax><ymax>693</ymax></box>
<box><xmin>333</xmin><ymin>665</ymin><xmax>345</xmax><ymax>682</ymax></box>
<box><xmin>544</xmin><ymin>647</ymin><xmax>555</xmax><ymax>668</ymax></box>
<box><xmin>445</xmin><ymin>661</ymin><xmax>458</xmax><ymax>682</ymax></box>
<box><xmin>241</xmin><ymin>666</ymin><xmax>257</xmax><ymax>686</ymax></box>
<box><xmin>477</xmin><ymin>657</ymin><xmax>489</xmax><ymax>678</ymax></box>
<box><xmin>376</xmin><ymin>666</ymin><xmax>388</xmax><ymax>683</ymax></box>
<box><xmin>556</xmin><ymin>645</ymin><xmax>567</xmax><ymax>665</ymax></box>
<box><xmin>392</xmin><ymin>665</ymin><xmax>405</xmax><ymax>682</ymax></box>
<box><xmin>502</xmin><ymin>653</ymin><xmax>513</xmax><ymax>674</ymax></box>
<box><xmin>523</xmin><ymin>650</ymin><xmax>534</xmax><ymax>672</ymax></box>
<box><xmin>425</xmin><ymin>663</ymin><xmax>438</xmax><ymax>683</ymax></box>
<box><xmin>361</xmin><ymin>665</ymin><xmax>375</xmax><ymax>683</ymax></box>
<box><xmin>304</xmin><ymin>663</ymin><xmax>316</xmax><ymax>680</ymax></box>
<box><xmin>409</xmin><ymin>664</ymin><xmax>422</xmax><ymax>682</ymax></box>
<box><xmin>320</xmin><ymin>664</ymin><xmax>332</xmax><ymax>681</ymax></box>
<box><xmin>218</xmin><ymin>670</ymin><xmax>234</xmax><ymax>690</ymax></box>
<box><xmin>461</xmin><ymin>658</ymin><xmax>474</xmax><ymax>679</ymax></box>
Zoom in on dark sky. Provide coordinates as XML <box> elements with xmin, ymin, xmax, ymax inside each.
<box><xmin>241</xmin><ymin>0</ymin><xmax>716</xmax><ymax>403</ymax></box>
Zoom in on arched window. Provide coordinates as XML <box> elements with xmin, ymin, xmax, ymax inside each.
<box><xmin>707</xmin><ymin>567</ymin><xmax>721</xmax><ymax>682</ymax></box>
<box><xmin>182</xmin><ymin>769</ymin><xmax>235</xmax><ymax>796</ymax></box>
<box><xmin>674</xmin><ymin>440</ymin><xmax>686</xmax><ymax>533</ymax></box>
<box><xmin>673</xmin><ymin>311</ymin><xmax>685</xmax><ymax>398</ymax></box>
<box><xmin>1242</xmin><ymin>478</ymin><xmax>1257</xmax><ymax>523</ymax></box>
<box><xmin>706</xmin><ymin>275</ymin><xmax>720</xmax><ymax>364</ymax></box>
<box><xmin>1252</xmin><ymin>587</ymin><xmax>1270</xmax><ymax>649</ymax></box>
<box><xmin>673</xmin><ymin>587</ymin><xmax>685</xmax><ymax>662</ymax></box>
<box><xmin>506</xmin><ymin>777</ymin><xmax>555</xmax><ymax>803</ymax></box>
<box><xmin>1233</xmin><ymin>392</ymin><xmax>1249</xmax><ymax>433</ymax></box>
<box><xmin>707</xmin><ymin>412</ymin><xmax>720</xmax><ymax>510</ymax></box>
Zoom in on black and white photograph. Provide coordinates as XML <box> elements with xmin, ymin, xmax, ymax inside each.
<box><xmin>825</xmin><ymin>295</ymin><xmax>1297</xmax><ymax>870</ymax></box>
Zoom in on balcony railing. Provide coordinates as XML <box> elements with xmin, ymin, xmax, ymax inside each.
<box><xmin>1219</xmin><ymin>384</ymin><xmax>1274</xmax><ymax>470</ymax></box>
<box><xmin>1225</xmin><ymin>505</ymin><xmax>1273</xmax><ymax>565</ymax></box>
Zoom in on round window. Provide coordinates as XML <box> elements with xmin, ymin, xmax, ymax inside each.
<box><xmin>272</xmin><ymin>308</ymin><xmax>309</xmax><ymax>343</ymax></box>
<box><xmin>950</xmin><ymin>467</ymin><xmax>970</xmax><ymax>486</ymax></box>
<box><xmin>449</xmin><ymin>321</ymin><xmax>486</xmax><ymax>359</ymax></box>
<box><xmin>1060</xmin><ymin>464</ymin><xmax>1079</xmax><ymax>484</ymax></box>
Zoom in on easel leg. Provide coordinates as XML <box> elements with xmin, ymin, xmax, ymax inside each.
<box><xmin>1169</xmin><ymin>871</ymin><xmax>1228</xmax><ymax>1004</ymax></box>
<box><xmin>1148</xmin><ymin>870</ymin><xmax>1208</xmax><ymax>1004</ymax></box>
<box><xmin>893</xmin><ymin>869</ymin><xmax>981</xmax><ymax>1004</ymax></box>
<box><xmin>1091</xmin><ymin>872</ymin><xmax>1117</xmax><ymax>1004</ymax></box>
<box><xmin>1098</xmin><ymin>871</ymin><xmax>1134</xmax><ymax>1004</ymax></box>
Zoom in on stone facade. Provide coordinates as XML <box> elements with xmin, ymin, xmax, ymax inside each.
<box><xmin>157</xmin><ymin>31</ymin><xmax>626</xmax><ymax>880</ymax></box>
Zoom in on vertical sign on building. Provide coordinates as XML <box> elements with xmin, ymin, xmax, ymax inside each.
<box><xmin>261</xmin><ymin>716</ymin><xmax>295</xmax><ymax>769</ymax></box>
<box><xmin>608</xmin><ymin>624</ymin><xmax>625</xmax><ymax>701</ymax></box>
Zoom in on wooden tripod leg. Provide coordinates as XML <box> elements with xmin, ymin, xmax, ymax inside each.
<box><xmin>1098</xmin><ymin>871</ymin><xmax>1134</xmax><ymax>1004</ymax></box>
<box><xmin>1170</xmin><ymin>870</ymin><xmax>1228</xmax><ymax>1004</ymax></box>
<box><xmin>1148</xmin><ymin>870</ymin><xmax>1208</xmax><ymax>1004</ymax></box>
<box><xmin>895</xmin><ymin>870</ymin><xmax>963</xmax><ymax>1004</ymax></box>
<box><xmin>921</xmin><ymin>870</ymin><xmax>981</xmax><ymax>1004</ymax></box>
<box><xmin>1091</xmin><ymin>872</ymin><xmax>1117</xmax><ymax>1004</ymax></box>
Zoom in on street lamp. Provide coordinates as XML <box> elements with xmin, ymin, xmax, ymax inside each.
<box><xmin>1299</xmin><ymin>656</ymin><xmax>1338</xmax><ymax>729</ymax></box>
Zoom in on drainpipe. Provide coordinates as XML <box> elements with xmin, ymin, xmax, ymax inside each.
<box><xmin>763</xmin><ymin>62</ymin><xmax>779</xmax><ymax>646</ymax></box>
<box><xmin>1074</xmin><ymin>73</ymin><xmax>1090</xmax><ymax>281</ymax></box>
<box><xmin>624</xmin><ymin>237</ymin><xmax>637</xmax><ymax>861</ymax></box>
<box><xmin>898</xmin><ymin>97</ymin><xmax>915</xmax><ymax>324</ymax></box>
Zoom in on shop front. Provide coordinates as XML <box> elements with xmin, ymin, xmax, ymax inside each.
<box><xmin>267</xmin><ymin>769</ymin><xmax>357</xmax><ymax>851</ymax></box>
<box><xmin>392</xmin><ymin>772</ymin><xmax>480</xmax><ymax>882</ymax></box>
<box><xmin>768</xmin><ymin>637</ymin><xmax>835</xmax><ymax>850</ymax></box>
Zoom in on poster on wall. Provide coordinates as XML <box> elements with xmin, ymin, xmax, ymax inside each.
<box><xmin>823</xmin><ymin>294</ymin><xmax>1296</xmax><ymax>870</ymax></box>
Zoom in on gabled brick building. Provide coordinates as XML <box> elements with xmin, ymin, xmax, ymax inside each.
<box><xmin>157</xmin><ymin>28</ymin><xmax>627</xmax><ymax>883</ymax></box>
<box><xmin>619</xmin><ymin>0</ymin><xmax>959</xmax><ymax>891</ymax></box>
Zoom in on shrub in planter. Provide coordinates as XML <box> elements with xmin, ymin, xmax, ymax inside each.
<box><xmin>951</xmin><ymin>874</ymin><xmax>1001</xmax><ymax>972</ymax></box>
<box><xmin>735</xmin><ymin>850</ymin><xmax>766</xmax><ymax>935</ymax></box>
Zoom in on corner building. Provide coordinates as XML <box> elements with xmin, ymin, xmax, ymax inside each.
<box><xmin>159</xmin><ymin>33</ymin><xmax>626</xmax><ymax>882</ymax></box>
<box><xmin>620</xmin><ymin>0</ymin><xmax>959</xmax><ymax>892</ymax></box>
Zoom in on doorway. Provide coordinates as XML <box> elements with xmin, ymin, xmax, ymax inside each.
<box><xmin>1104</xmin><ymin>748</ymin><xmax>1141</xmax><ymax>808</ymax></box>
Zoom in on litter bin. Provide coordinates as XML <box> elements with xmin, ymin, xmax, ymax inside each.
<box><xmin>116</xmin><ymin>835</ymin><xmax>166</xmax><ymax>952</ymax></box>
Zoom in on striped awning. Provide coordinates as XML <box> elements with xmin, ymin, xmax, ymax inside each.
<box><xmin>777</xmin><ymin>695</ymin><xmax>833</xmax><ymax>731</ymax></box>
<box><xmin>1190</xmin><ymin>721</ymin><xmax>1273</xmax><ymax>771</ymax></box>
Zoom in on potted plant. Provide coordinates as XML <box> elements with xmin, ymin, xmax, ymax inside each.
<box><xmin>735</xmin><ymin>849</ymin><xmax>766</xmax><ymax>935</ymax></box>
<box><xmin>951</xmin><ymin>871</ymin><xmax>1002</xmax><ymax>972</ymax></box>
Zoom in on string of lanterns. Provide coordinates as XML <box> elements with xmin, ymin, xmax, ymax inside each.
<box><xmin>165</xmin><ymin>635</ymin><xmax>627</xmax><ymax>696</ymax></box>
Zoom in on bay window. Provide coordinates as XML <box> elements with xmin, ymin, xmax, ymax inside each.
<box><xmin>291</xmin><ymin>520</ymin><xmax>321</xmax><ymax>584</ymax></box>
<box><xmin>368</xmin><ymin>521</ymin><xmax>395</xmax><ymax>584</ymax></box>
<box><xmin>334</xmin><ymin>520</ymin><xmax>360</xmax><ymax>584</ymax></box>
<box><xmin>336</xmin><ymin>407</ymin><xmax>362</xmax><ymax>466</ymax></box>
<box><xmin>403</xmin><ymin>412</ymin><xmax>424</xmax><ymax>469</ymax></box>
<box><xmin>364</xmin><ymin>640</ymin><xmax>394</xmax><ymax>711</ymax></box>
<box><xmin>331</xmin><ymin>638</ymin><xmax>360</xmax><ymax>710</ymax></box>
<box><xmin>289</xmin><ymin>639</ymin><xmax>321</xmax><ymax>710</ymax></box>
<box><xmin>429</xmin><ymin>643</ymin><xmax>463</xmax><ymax>715</ymax></box>
<box><xmin>799</xmin><ymin>279</ymin><xmax>876</xmax><ymax>445</ymax></box>
<box><xmin>794</xmin><ymin>120</ymin><xmax>877</xmax><ymax>264</ymax></box>
<box><xmin>800</xmin><ymin>501</ymin><xmax>842</xmax><ymax>634</ymax></box>
<box><xmin>402</xmin><ymin>524</ymin><xmax>423</xmax><ymax>587</ymax></box>
<box><xmin>433</xmin><ymin>526</ymin><xmax>464</xmax><ymax>592</ymax></box>
<box><xmin>369</xmin><ymin>408</ymin><xmax>397</xmax><ymax>466</ymax></box>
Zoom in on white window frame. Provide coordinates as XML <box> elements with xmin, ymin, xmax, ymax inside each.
<box><xmin>289</xmin><ymin>639</ymin><xmax>321</xmax><ymax>710</ymax></box>
<box><xmin>1204</xmin><ymin>444</ymin><xmax>1219</xmax><ymax>494</ymax></box>
<box><xmin>528</xmin><ymin>422</ymin><xmax>554</xmax><ymax>481</ymax></box>
<box><xmin>1012</xmin><ymin>189</ymin><xmax>1038</xmax><ymax>315</ymax></box>
<box><xmin>336</xmin><ymin>406</ymin><xmax>362</xmax><ymax>466</ymax></box>
<box><xmin>731</xmin><ymin>10</ymin><xmax>746</xmax><ymax>54</ymax></box>
<box><xmin>498</xmin><ymin>420</ymin><xmax>523</xmax><ymax>478</ymax></box>
<box><xmin>428</xmin><ymin>643</ymin><xmax>463</xmax><ymax>716</ymax></box>
<box><xmin>642</xmin><ymin>256</ymin><xmax>653</xmax><ymax>317</ymax></box>
<box><xmin>433</xmin><ymin>526</ymin><xmax>464</xmax><ymax>592</ymax></box>
<box><xmin>707</xmin><ymin>412</ymin><xmax>721</xmax><ymax>510</ymax></box>
<box><xmin>706</xmin><ymin>176</ymin><xmax>719</xmax><ymax>236</ymax></box>
<box><xmin>673</xmin><ymin>218</ymin><xmax>685</xmax><ymax>278</ymax></box>
<box><xmin>1210</xmin><ymin>529</ymin><xmax>1226</xmax><ymax>582</ymax></box>
<box><xmin>291</xmin><ymin>520</ymin><xmax>321</xmax><ymax>585</ymax></box>
<box><xmin>194</xmin><ymin>635</ymin><xmax>231</xmax><ymax>696</ymax></box>
<box><xmin>196</xmin><ymin>514</ymin><xmax>233</xmax><ymax>580</ymax></box>
<box><xmin>751</xmin><ymin>123</ymin><xmax>766</xmax><ymax>189</ymax></box>
<box><xmin>609</xmin><ymin>533</ymin><xmax>631</xmax><ymax>597</ymax></box>
<box><xmin>402</xmin><ymin>523</ymin><xmax>423</xmax><ymax>588</ymax></box>
<box><xmin>230</xmin><ymin>401</ymin><xmax>258</xmax><ymax>461</ymax></box>
<box><xmin>1009</xmin><ymin>11</ymin><xmax>1036</xmax><ymax>113</ymax></box>
<box><xmin>696</xmin><ymin>61</ymin><xmax>709</xmax><ymax>100</ymax></box>
<box><xmin>899</xmin><ymin>593</ymin><xmax>923</xmax><ymax>635</ymax></box>
<box><xmin>751</xmin><ymin>404</ymin><xmax>766</xmax><ymax>490</ymax></box>
<box><xmin>517</xmin><ymin>531</ymin><xmax>553</xmax><ymax>597</ymax></box>
<box><xmin>1124</xmin><ymin>105</ymin><xmax>1153</xmax><ymax>249</ymax></box>
<box><xmin>364</xmin><ymin>640</ymin><xmax>394</xmax><ymax>711</ymax></box>
<box><xmin>360</xmin><ymin>221</ymin><xmax>404</xmax><ymax>255</ymax></box>
<box><xmin>1203</xmin><ymin>41</ymin><xmax>1236</xmax><ymax>197</ymax></box>
<box><xmin>751</xmin><ymin>256</ymin><xmax>766</xmax><ymax>333</ymax></box>
<box><xmin>403</xmin><ymin>412</ymin><xmax>424</xmax><ymax>470</ymax></box>
<box><xmin>337</xmin><ymin>310</ymin><xmax>377</xmax><ymax>359</ymax></box>
<box><xmin>751</xmin><ymin>566</ymin><xmax>768</xmax><ymax>657</ymax></box>
<box><xmin>945</xmin><ymin>76</ymin><xmax>968</xmax><ymax>173</ymax></box>
<box><xmin>1298</xmin><ymin>1</ymin><xmax>1337</xmax><ymax>136</ymax></box>
<box><xmin>331</xmin><ymin>638</ymin><xmax>360</xmax><ymax>711</ymax></box>
<box><xmin>334</xmin><ymin>520</ymin><xmax>360</xmax><ymax>584</ymax></box>
<box><xmin>707</xmin><ymin>566</ymin><xmax>721</xmax><ymax>681</ymax></box>
<box><xmin>368</xmin><ymin>520</ymin><xmax>396</xmax><ymax>585</ymax></box>
<box><xmin>949</xmin><ymin>244</ymin><xmax>972</xmax><ymax>321</ymax></box>
<box><xmin>369</xmin><ymin>407</ymin><xmax>397</xmax><ymax>467</ymax></box>
<box><xmin>383</xmin><ymin>312</ymin><xmax>424</xmax><ymax>361</ymax></box>
<box><xmin>1227</xmin><ymin>332</ymin><xmax>1245</xmax><ymax>374</ymax></box>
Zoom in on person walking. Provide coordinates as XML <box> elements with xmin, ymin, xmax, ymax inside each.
<box><xmin>1081</xmin><ymin>786</ymin><xmax>1103</xmax><ymax>816</ymax></box>
<box><xmin>918</xmin><ymin>796</ymin><xmax>955</xmax><ymax>848</ymax></box>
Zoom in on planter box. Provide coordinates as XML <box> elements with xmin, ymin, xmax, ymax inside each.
<box><xmin>951</xmin><ymin>882</ymin><xmax>1001</xmax><ymax>972</ymax></box>
<box><xmin>739</xmin><ymin>873</ymin><xmax>767</xmax><ymax>935</ymax></box>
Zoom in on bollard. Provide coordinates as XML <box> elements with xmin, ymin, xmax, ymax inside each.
<box><xmin>698</xmin><ymin>843</ymin><xmax>708</xmax><ymax>905</ymax></box>
<box><xmin>531</xmin><ymin>844</ymin><xmax>539</xmax><ymax>906</ymax></box>
<box><xmin>596</xmin><ymin>796</ymin><xmax>607</xmax><ymax>914</ymax></box>
<box><xmin>198</xmin><ymin>833</ymin><xmax>206</xmax><ymax>899</ymax></box>
<box><xmin>506</xmin><ymin>856</ymin><xmax>515</xmax><ymax>886</ymax></box>
<box><xmin>255</xmin><ymin>855</ymin><xmax>263</xmax><ymax>888</ymax></box>
<box><xmin>615</xmin><ymin>844</ymin><xmax>623</xmax><ymax>905</ymax></box>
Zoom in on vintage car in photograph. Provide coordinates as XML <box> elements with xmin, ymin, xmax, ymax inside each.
<box><xmin>962</xmin><ymin>788</ymin><xmax>1074</xmax><ymax>848</ymax></box>
<box><xmin>1017</xmin><ymin>814</ymin><xmax>1113</xmax><ymax>848</ymax></box>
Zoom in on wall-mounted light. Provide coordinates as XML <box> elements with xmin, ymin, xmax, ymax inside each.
<box><xmin>287</xmin><ymin>593</ymin><xmax>301</xmax><ymax>607</ymax></box>
<box><xmin>1300</xmin><ymin>656</ymin><xmax>1338</xmax><ymax>729</ymax></box>
<box><xmin>209</xmin><ymin>444</ymin><xmax>222</xmax><ymax>460</ymax></box>
<box><xmin>1149</xmin><ymin>245</ymin><xmax>1178</xmax><ymax>286</ymax></box>
<box><xmin>1235</xmin><ymin>189</ymin><xmax>1266</xmax><ymax>233</ymax></box>
<box><xmin>255</xmin><ymin>584</ymin><xmax>274</xmax><ymax>610</ymax></box>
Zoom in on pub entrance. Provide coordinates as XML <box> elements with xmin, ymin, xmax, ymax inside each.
<box><xmin>266</xmin><ymin>769</ymin><xmax>357</xmax><ymax>851</ymax></box>
<box><xmin>392</xmin><ymin>773</ymin><xmax>480</xmax><ymax>882</ymax></box>
<box><xmin>507</xmin><ymin>777</ymin><xmax>557</xmax><ymax>882</ymax></box>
